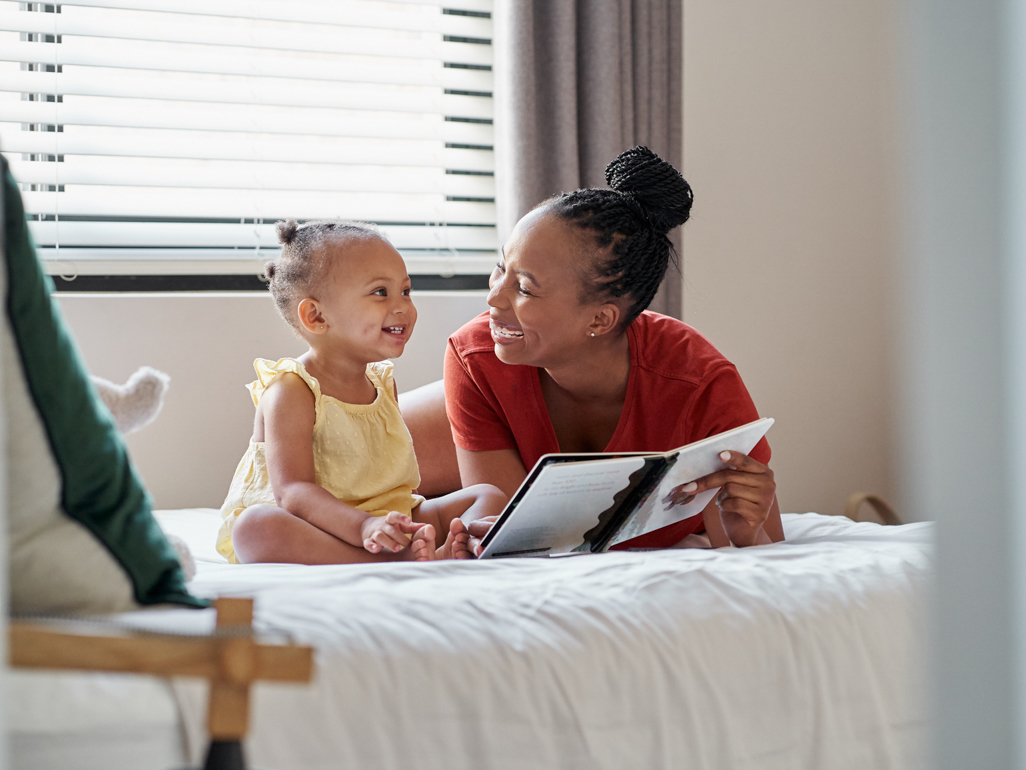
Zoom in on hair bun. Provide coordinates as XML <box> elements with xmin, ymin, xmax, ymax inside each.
<box><xmin>276</xmin><ymin>219</ymin><xmax>299</xmax><ymax>246</ymax></box>
<box><xmin>605</xmin><ymin>146</ymin><xmax>693</xmax><ymax>234</ymax></box>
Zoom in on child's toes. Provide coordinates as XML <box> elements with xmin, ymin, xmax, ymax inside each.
<box><xmin>452</xmin><ymin>532</ymin><xmax>474</xmax><ymax>559</ymax></box>
<box><xmin>411</xmin><ymin>526</ymin><xmax>436</xmax><ymax>561</ymax></box>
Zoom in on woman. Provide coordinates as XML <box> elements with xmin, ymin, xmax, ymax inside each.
<box><xmin>445</xmin><ymin>146</ymin><xmax>782</xmax><ymax>549</ymax></box>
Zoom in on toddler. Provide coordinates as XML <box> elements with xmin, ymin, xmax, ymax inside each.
<box><xmin>215</xmin><ymin>220</ymin><xmax>506</xmax><ymax>564</ymax></box>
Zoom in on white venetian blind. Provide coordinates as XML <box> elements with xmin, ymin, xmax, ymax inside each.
<box><xmin>0</xmin><ymin>0</ymin><xmax>496</xmax><ymax>277</ymax></box>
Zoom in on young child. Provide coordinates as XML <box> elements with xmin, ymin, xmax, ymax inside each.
<box><xmin>215</xmin><ymin>220</ymin><xmax>507</xmax><ymax>564</ymax></box>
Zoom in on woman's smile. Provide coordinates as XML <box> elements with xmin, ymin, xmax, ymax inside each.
<box><xmin>489</xmin><ymin>316</ymin><xmax>524</xmax><ymax>345</ymax></box>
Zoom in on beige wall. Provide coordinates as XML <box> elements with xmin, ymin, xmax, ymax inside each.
<box><xmin>681</xmin><ymin>0</ymin><xmax>900</xmax><ymax>516</ymax></box>
<box><xmin>57</xmin><ymin>292</ymin><xmax>488</xmax><ymax>510</ymax></box>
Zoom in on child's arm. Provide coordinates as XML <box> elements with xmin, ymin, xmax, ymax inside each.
<box><xmin>261</xmin><ymin>373</ymin><xmax>421</xmax><ymax>554</ymax></box>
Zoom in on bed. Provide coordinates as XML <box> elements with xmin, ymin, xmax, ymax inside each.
<box><xmin>9</xmin><ymin>509</ymin><xmax>931</xmax><ymax>770</ymax></box>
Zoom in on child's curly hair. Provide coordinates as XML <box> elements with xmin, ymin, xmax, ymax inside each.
<box><xmin>266</xmin><ymin>219</ymin><xmax>386</xmax><ymax>332</ymax></box>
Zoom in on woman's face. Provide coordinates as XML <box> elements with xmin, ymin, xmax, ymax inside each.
<box><xmin>487</xmin><ymin>207</ymin><xmax>606</xmax><ymax>368</ymax></box>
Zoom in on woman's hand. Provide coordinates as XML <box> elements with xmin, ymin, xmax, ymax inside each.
<box><xmin>361</xmin><ymin>511</ymin><xmax>426</xmax><ymax>554</ymax></box>
<box><xmin>466</xmin><ymin>515</ymin><xmax>500</xmax><ymax>557</ymax></box>
<box><xmin>666</xmin><ymin>451</ymin><xmax>776</xmax><ymax>547</ymax></box>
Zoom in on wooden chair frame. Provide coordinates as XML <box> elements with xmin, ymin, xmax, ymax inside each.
<box><xmin>9</xmin><ymin>597</ymin><xmax>313</xmax><ymax>770</ymax></box>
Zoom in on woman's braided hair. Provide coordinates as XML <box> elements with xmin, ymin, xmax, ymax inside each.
<box><xmin>547</xmin><ymin>146</ymin><xmax>693</xmax><ymax>327</ymax></box>
<box><xmin>266</xmin><ymin>219</ymin><xmax>384</xmax><ymax>332</ymax></box>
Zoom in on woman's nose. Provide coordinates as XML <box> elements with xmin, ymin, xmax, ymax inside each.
<box><xmin>486</xmin><ymin>278</ymin><xmax>506</xmax><ymax>309</ymax></box>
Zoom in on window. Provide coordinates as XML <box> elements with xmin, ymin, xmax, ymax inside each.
<box><xmin>0</xmin><ymin>0</ymin><xmax>495</xmax><ymax>287</ymax></box>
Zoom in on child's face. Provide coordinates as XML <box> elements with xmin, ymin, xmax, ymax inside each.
<box><xmin>316</xmin><ymin>237</ymin><xmax>417</xmax><ymax>362</ymax></box>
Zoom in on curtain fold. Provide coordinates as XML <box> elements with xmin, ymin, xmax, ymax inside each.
<box><xmin>495</xmin><ymin>0</ymin><xmax>683</xmax><ymax>318</ymax></box>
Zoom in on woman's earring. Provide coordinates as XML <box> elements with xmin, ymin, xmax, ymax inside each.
<box><xmin>590</xmin><ymin>332</ymin><xmax>596</xmax><ymax>337</ymax></box>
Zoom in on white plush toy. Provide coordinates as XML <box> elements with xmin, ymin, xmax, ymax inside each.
<box><xmin>91</xmin><ymin>365</ymin><xmax>170</xmax><ymax>436</ymax></box>
<box><xmin>90</xmin><ymin>366</ymin><xmax>196</xmax><ymax>580</ymax></box>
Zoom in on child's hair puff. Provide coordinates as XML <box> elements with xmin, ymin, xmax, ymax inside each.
<box><xmin>265</xmin><ymin>219</ymin><xmax>386</xmax><ymax>332</ymax></box>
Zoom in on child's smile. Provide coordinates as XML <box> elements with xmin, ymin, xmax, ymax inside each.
<box><xmin>313</xmin><ymin>237</ymin><xmax>418</xmax><ymax>365</ymax></box>
<box><xmin>383</xmin><ymin>324</ymin><xmax>408</xmax><ymax>342</ymax></box>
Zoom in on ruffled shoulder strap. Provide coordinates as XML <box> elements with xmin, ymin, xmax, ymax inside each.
<box><xmin>247</xmin><ymin>359</ymin><xmax>322</xmax><ymax>421</ymax></box>
<box><xmin>365</xmin><ymin>361</ymin><xmax>397</xmax><ymax>403</ymax></box>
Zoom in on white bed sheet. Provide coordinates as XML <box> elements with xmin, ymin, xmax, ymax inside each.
<box><xmin>10</xmin><ymin>510</ymin><xmax>932</xmax><ymax>770</ymax></box>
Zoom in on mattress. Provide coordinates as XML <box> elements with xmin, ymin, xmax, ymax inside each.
<box><xmin>10</xmin><ymin>510</ymin><xmax>932</xmax><ymax>770</ymax></box>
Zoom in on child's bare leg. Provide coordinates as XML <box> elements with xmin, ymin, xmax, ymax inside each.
<box><xmin>413</xmin><ymin>484</ymin><xmax>507</xmax><ymax>560</ymax></box>
<box><xmin>233</xmin><ymin>504</ymin><xmax>418</xmax><ymax>565</ymax></box>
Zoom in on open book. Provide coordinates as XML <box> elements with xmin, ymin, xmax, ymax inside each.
<box><xmin>477</xmin><ymin>418</ymin><xmax>774</xmax><ymax>558</ymax></box>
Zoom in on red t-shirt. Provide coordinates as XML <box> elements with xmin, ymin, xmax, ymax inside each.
<box><xmin>444</xmin><ymin>311</ymin><xmax>771</xmax><ymax>548</ymax></box>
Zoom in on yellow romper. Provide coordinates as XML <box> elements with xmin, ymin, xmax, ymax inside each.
<box><xmin>215</xmin><ymin>358</ymin><xmax>425</xmax><ymax>563</ymax></box>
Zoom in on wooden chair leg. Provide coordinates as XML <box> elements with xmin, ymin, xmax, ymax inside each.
<box><xmin>205</xmin><ymin>598</ymin><xmax>256</xmax><ymax>770</ymax></box>
<box><xmin>203</xmin><ymin>740</ymin><xmax>246</xmax><ymax>770</ymax></box>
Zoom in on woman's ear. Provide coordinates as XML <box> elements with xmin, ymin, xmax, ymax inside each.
<box><xmin>588</xmin><ymin>303</ymin><xmax>621</xmax><ymax>338</ymax></box>
<box><xmin>297</xmin><ymin>298</ymin><xmax>327</xmax><ymax>335</ymax></box>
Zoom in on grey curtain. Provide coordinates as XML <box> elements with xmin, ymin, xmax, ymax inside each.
<box><xmin>494</xmin><ymin>0</ymin><xmax>683</xmax><ymax>318</ymax></box>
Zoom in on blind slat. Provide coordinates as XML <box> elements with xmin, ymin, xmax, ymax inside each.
<box><xmin>1</xmin><ymin>128</ymin><xmax>494</xmax><ymax>170</ymax></box>
<box><xmin>30</xmin><ymin>1</ymin><xmax>493</xmax><ymax>38</ymax></box>
<box><xmin>0</xmin><ymin>71</ymin><xmax>493</xmax><ymax>118</ymax></box>
<box><xmin>22</xmin><ymin>190</ymin><xmax>496</xmax><ymax>224</ymax></box>
<box><xmin>11</xmin><ymin>159</ymin><xmax>495</xmax><ymax>196</ymax></box>
<box><xmin>28</xmin><ymin>221</ymin><xmax>498</xmax><ymax>250</ymax></box>
<box><xmin>0</xmin><ymin>43</ymin><xmax>493</xmax><ymax>92</ymax></box>
<box><xmin>38</xmin><ymin>253</ymin><xmax>499</xmax><ymax>277</ymax></box>
<box><xmin>0</xmin><ymin>41</ymin><xmax>493</xmax><ymax>90</ymax></box>
<box><xmin>0</xmin><ymin>10</ymin><xmax>493</xmax><ymax>65</ymax></box>
<box><xmin>5</xmin><ymin>100</ymin><xmax>494</xmax><ymax>144</ymax></box>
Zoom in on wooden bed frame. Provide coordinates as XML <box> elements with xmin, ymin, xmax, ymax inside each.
<box><xmin>9</xmin><ymin>597</ymin><xmax>313</xmax><ymax>770</ymax></box>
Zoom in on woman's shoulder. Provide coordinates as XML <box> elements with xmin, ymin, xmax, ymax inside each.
<box><xmin>629</xmin><ymin>312</ymin><xmax>738</xmax><ymax>384</ymax></box>
<box><xmin>448</xmin><ymin>312</ymin><xmax>494</xmax><ymax>357</ymax></box>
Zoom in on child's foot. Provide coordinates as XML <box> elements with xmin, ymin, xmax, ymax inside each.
<box><xmin>410</xmin><ymin>524</ymin><xmax>437</xmax><ymax>561</ymax></box>
<box><xmin>443</xmin><ymin>518</ymin><xmax>474</xmax><ymax>560</ymax></box>
<box><xmin>414</xmin><ymin>519</ymin><xmax>474</xmax><ymax>561</ymax></box>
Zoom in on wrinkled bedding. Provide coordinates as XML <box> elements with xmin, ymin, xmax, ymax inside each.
<box><xmin>11</xmin><ymin>510</ymin><xmax>932</xmax><ymax>770</ymax></box>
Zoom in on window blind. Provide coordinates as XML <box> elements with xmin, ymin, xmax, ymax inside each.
<box><xmin>0</xmin><ymin>0</ymin><xmax>496</xmax><ymax>278</ymax></box>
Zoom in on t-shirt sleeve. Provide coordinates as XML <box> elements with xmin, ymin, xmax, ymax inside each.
<box><xmin>443</xmin><ymin>339</ymin><xmax>519</xmax><ymax>452</ymax></box>
<box><xmin>686</xmin><ymin>365</ymin><xmax>771</xmax><ymax>465</ymax></box>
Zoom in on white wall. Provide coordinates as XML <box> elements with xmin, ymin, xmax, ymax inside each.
<box><xmin>682</xmin><ymin>0</ymin><xmax>900</xmax><ymax>517</ymax></box>
<box><xmin>57</xmin><ymin>292</ymin><xmax>487</xmax><ymax>510</ymax></box>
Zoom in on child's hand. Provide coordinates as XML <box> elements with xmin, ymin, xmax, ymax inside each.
<box><xmin>361</xmin><ymin>511</ymin><xmax>425</xmax><ymax>554</ymax></box>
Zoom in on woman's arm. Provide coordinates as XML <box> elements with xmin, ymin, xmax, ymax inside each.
<box><xmin>701</xmin><ymin>494</ymin><xmax>783</xmax><ymax>547</ymax></box>
<box><xmin>263</xmin><ymin>373</ymin><xmax>420</xmax><ymax>553</ymax></box>
<box><xmin>455</xmin><ymin>446</ymin><xmax>528</xmax><ymax>499</ymax></box>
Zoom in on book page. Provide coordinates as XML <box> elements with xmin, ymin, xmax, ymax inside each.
<box><xmin>479</xmin><ymin>456</ymin><xmax>647</xmax><ymax>558</ymax></box>
<box><xmin>609</xmin><ymin>418</ymin><xmax>774</xmax><ymax>545</ymax></box>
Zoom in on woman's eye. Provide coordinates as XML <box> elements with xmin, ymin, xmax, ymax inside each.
<box><xmin>494</xmin><ymin>261</ymin><xmax>505</xmax><ymax>274</ymax></box>
<box><xmin>518</xmin><ymin>285</ymin><xmax>532</xmax><ymax>297</ymax></box>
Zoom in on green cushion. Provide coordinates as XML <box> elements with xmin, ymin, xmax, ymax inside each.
<box><xmin>2</xmin><ymin>154</ymin><xmax>204</xmax><ymax>609</ymax></box>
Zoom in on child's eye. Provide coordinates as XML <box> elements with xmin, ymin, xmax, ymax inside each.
<box><xmin>372</xmin><ymin>288</ymin><xmax>387</xmax><ymax>296</ymax></box>
<box><xmin>402</xmin><ymin>288</ymin><xmax>411</xmax><ymax>296</ymax></box>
